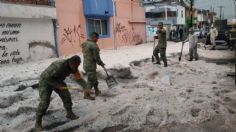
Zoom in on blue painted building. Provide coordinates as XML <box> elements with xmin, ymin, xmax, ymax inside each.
<box><xmin>83</xmin><ymin>0</ymin><xmax>113</xmax><ymax>38</ymax></box>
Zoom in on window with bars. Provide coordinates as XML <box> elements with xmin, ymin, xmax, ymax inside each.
<box><xmin>87</xmin><ymin>18</ymin><xmax>109</xmax><ymax>38</ymax></box>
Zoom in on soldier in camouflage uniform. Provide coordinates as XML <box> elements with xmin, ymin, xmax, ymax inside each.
<box><xmin>82</xmin><ymin>32</ymin><xmax>105</xmax><ymax>98</ymax></box>
<box><xmin>153</xmin><ymin>22</ymin><xmax>168</xmax><ymax>67</ymax></box>
<box><xmin>35</xmin><ymin>55</ymin><xmax>88</xmax><ymax>131</ymax></box>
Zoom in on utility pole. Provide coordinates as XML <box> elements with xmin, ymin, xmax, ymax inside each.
<box><xmin>218</xmin><ymin>6</ymin><xmax>224</xmax><ymax>20</ymax></box>
<box><xmin>233</xmin><ymin>0</ymin><xmax>236</xmax><ymax>84</ymax></box>
<box><xmin>190</xmin><ymin>0</ymin><xmax>194</xmax><ymax>28</ymax></box>
<box><xmin>223</xmin><ymin>11</ymin><xmax>224</xmax><ymax>19</ymax></box>
<box><xmin>233</xmin><ymin>0</ymin><xmax>236</xmax><ymax>21</ymax></box>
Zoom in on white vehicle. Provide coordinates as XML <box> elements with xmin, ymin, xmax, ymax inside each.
<box><xmin>194</xmin><ymin>29</ymin><xmax>201</xmax><ymax>38</ymax></box>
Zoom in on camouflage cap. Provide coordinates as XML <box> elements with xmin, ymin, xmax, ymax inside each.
<box><xmin>158</xmin><ymin>22</ymin><xmax>163</xmax><ymax>26</ymax></box>
<box><xmin>68</xmin><ymin>55</ymin><xmax>81</xmax><ymax>63</ymax></box>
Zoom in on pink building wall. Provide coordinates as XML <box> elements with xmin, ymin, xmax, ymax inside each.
<box><xmin>56</xmin><ymin>0</ymin><xmax>145</xmax><ymax>56</ymax></box>
<box><xmin>115</xmin><ymin>0</ymin><xmax>146</xmax><ymax>47</ymax></box>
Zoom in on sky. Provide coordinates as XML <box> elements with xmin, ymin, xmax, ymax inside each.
<box><xmin>194</xmin><ymin>0</ymin><xmax>235</xmax><ymax>19</ymax></box>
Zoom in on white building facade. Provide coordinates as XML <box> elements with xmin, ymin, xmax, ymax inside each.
<box><xmin>0</xmin><ymin>2</ymin><xmax>57</xmax><ymax>65</ymax></box>
<box><xmin>145</xmin><ymin>4</ymin><xmax>185</xmax><ymax>41</ymax></box>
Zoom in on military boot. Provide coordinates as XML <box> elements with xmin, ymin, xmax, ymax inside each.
<box><xmin>188</xmin><ymin>58</ymin><xmax>193</xmax><ymax>61</ymax></box>
<box><xmin>94</xmin><ymin>84</ymin><xmax>101</xmax><ymax>96</ymax></box>
<box><xmin>84</xmin><ymin>89</ymin><xmax>95</xmax><ymax>100</ymax></box>
<box><xmin>95</xmin><ymin>90</ymin><xmax>101</xmax><ymax>96</ymax></box>
<box><xmin>66</xmin><ymin>109</ymin><xmax>79</xmax><ymax>120</ymax></box>
<box><xmin>154</xmin><ymin>61</ymin><xmax>161</xmax><ymax>65</ymax></box>
<box><xmin>164</xmin><ymin>61</ymin><xmax>168</xmax><ymax>67</ymax></box>
<box><xmin>210</xmin><ymin>46</ymin><xmax>216</xmax><ymax>50</ymax></box>
<box><xmin>35</xmin><ymin>118</ymin><xmax>43</xmax><ymax>132</ymax></box>
<box><xmin>154</xmin><ymin>56</ymin><xmax>161</xmax><ymax>65</ymax></box>
<box><xmin>94</xmin><ymin>87</ymin><xmax>101</xmax><ymax>96</ymax></box>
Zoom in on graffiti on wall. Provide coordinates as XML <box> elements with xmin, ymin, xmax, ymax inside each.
<box><xmin>61</xmin><ymin>25</ymin><xmax>85</xmax><ymax>46</ymax></box>
<box><xmin>0</xmin><ymin>23</ymin><xmax>23</xmax><ymax>65</ymax></box>
<box><xmin>116</xmin><ymin>22</ymin><xmax>143</xmax><ymax>45</ymax></box>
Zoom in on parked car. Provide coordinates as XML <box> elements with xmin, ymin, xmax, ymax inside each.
<box><xmin>193</xmin><ymin>29</ymin><xmax>201</xmax><ymax>38</ymax></box>
<box><xmin>194</xmin><ymin>29</ymin><xmax>207</xmax><ymax>38</ymax></box>
<box><xmin>200</xmin><ymin>29</ymin><xmax>208</xmax><ymax>37</ymax></box>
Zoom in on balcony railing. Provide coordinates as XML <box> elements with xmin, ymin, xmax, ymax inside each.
<box><xmin>146</xmin><ymin>17</ymin><xmax>177</xmax><ymax>25</ymax></box>
<box><xmin>0</xmin><ymin>2</ymin><xmax>56</xmax><ymax>19</ymax></box>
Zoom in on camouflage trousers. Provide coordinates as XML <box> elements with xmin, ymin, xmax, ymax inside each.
<box><xmin>153</xmin><ymin>46</ymin><xmax>167</xmax><ymax>63</ymax></box>
<box><xmin>36</xmin><ymin>78</ymin><xmax>72</xmax><ymax>122</ymax></box>
<box><xmin>85</xmin><ymin>69</ymin><xmax>98</xmax><ymax>89</ymax></box>
<box><xmin>189</xmin><ymin>45</ymin><xmax>198</xmax><ymax>60</ymax></box>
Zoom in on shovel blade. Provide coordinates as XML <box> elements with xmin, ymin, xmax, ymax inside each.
<box><xmin>179</xmin><ymin>56</ymin><xmax>181</xmax><ymax>61</ymax></box>
<box><xmin>105</xmin><ymin>76</ymin><xmax>118</xmax><ymax>88</ymax></box>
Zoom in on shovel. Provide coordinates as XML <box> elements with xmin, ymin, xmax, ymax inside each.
<box><xmin>179</xmin><ymin>42</ymin><xmax>184</xmax><ymax>61</ymax></box>
<box><xmin>103</xmin><ymin>67</ymin><xmax>118</xmax><ymax>88</ymax></box>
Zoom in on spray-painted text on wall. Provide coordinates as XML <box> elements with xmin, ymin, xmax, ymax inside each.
<box><xmin>0</xmin><ymin>23</ymin><xmax>23</xmax><ymax>65</ymax></box>
<box><xmin>0</xmin><ymin>23</ymin><xmax>21</xmax><ymax>42</ymax></box>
